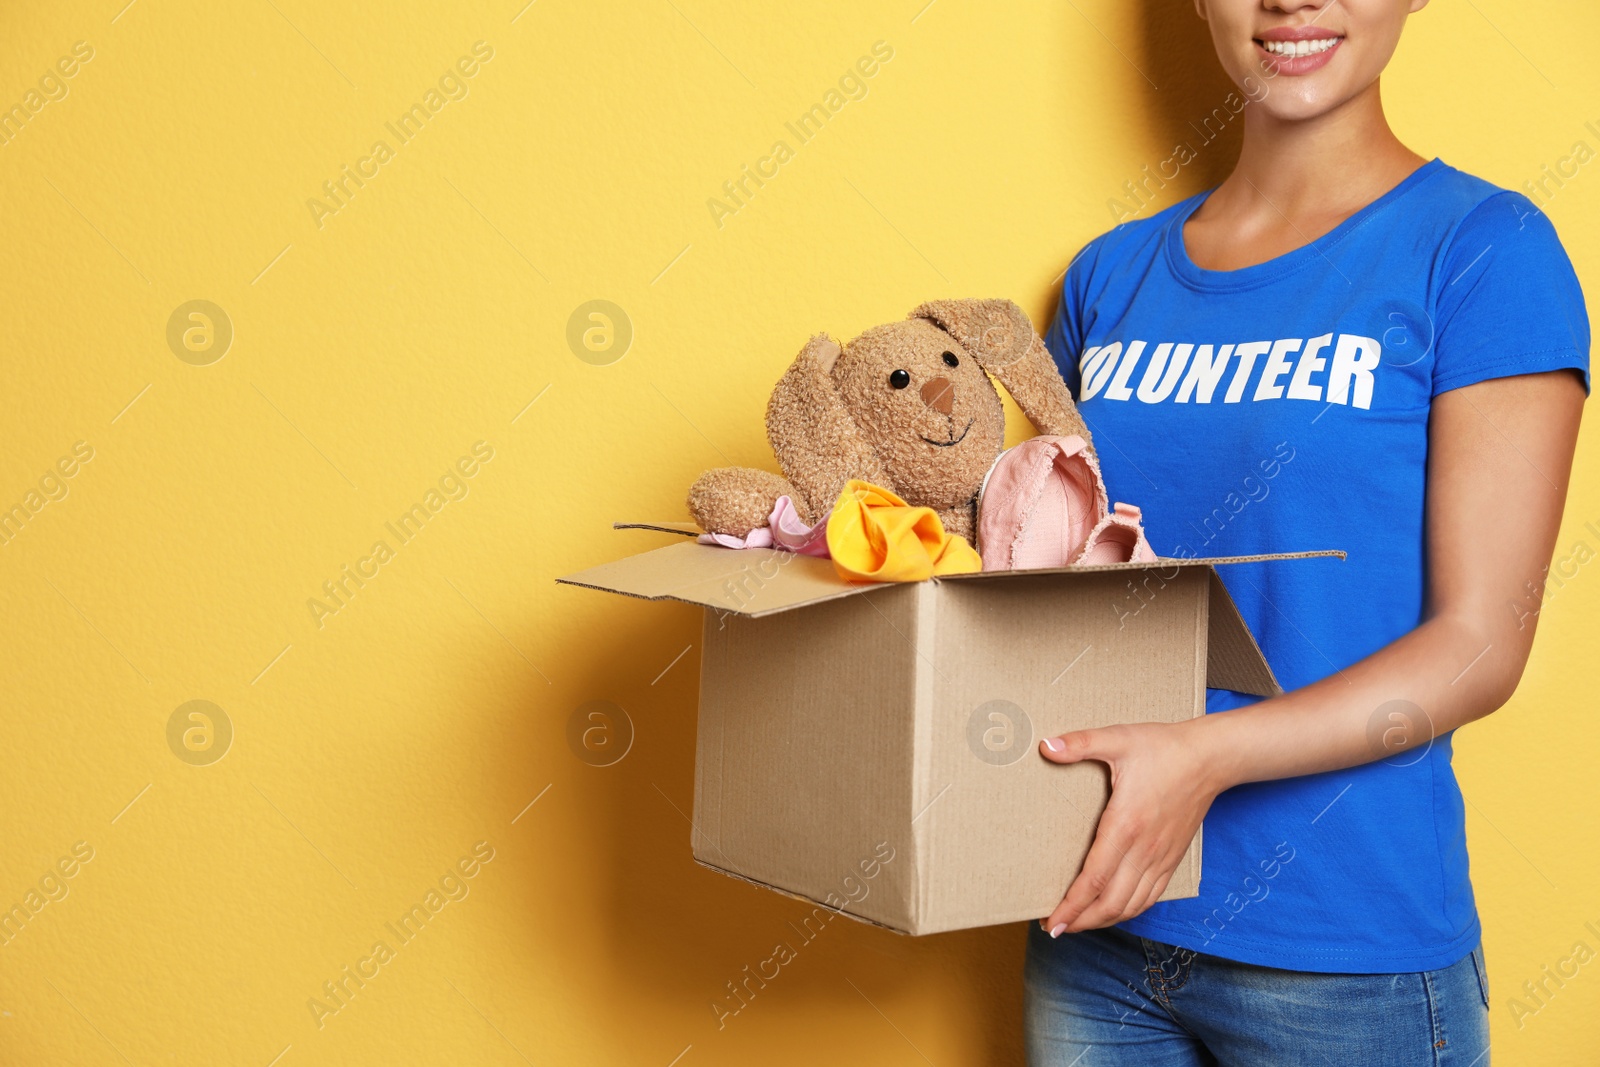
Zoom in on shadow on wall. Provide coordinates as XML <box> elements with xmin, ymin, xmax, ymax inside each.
<box><xmin>1035</xmin><ymin>5</ymin><xmax>1244</xmax><ymax>368</ymax></box>
<box><xmin>1134</xmin><ymin>1</ymin><xmax>1246</xmax><ymax>202</ymax></box>
<box><xmin>546</xmin><ymin>11</ymin><xmax>1244</xmax><ymax>1065</ymax></box>
<box><xmin>546</xmin><ymin>581</ymin><xmax>1030</xmax><ymax>1064</ymax></box>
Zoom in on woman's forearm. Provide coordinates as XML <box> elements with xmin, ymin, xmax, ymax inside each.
<box><xmin>1193</xmin><ymin>371</ymin><xmax>1583</xmax><ymax>796</ymax></box>
<box><xmin>1194</xmin><ymin>608</ymin><xmax>1529</xmax><ymax>795</ymax></box>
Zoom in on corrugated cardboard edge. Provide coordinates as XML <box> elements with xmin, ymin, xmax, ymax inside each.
<box><xmin>691</xmin><ymin>610</ymin><xmax>722</xmax><ymax>869</ymax></box>
<box><xmin>935</xmin><ymin>548</ymin><xmax>1346</xmax><ymax>580</ymax></box>
<box><xmin>692</xmin><ymin>857</ymin><xmax>910</xmax><ymax>934</ymax></box>
<box><xmin>1178</xmin><ymin>573</ymin><xmax>1208</xmax><ymax>901</ymax></box>
<box><xmin>604</xmin><ymin>521</ymin><xmax>1347</xmax><ymax>573</ymax></box>
<box><xmin>909</xmin><ymin>583</ymin><xmax>939</xmax><ymax>934</ymax></box>
<box><xmin>606</xmin><ymin>522</ymin><xmax>1346</xmax><ymax>571</ymax></box>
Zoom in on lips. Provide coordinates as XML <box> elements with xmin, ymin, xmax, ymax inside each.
<box><xmin>1254</xmin><ymin>28</ymin><xmax>1343</xmax><ymax>75</ymax></box>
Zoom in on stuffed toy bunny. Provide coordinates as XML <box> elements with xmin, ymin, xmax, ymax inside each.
<box><xmin>687</xmin><ymin>298</ymin><xmax>1093</xmax><ymax>543</ymax></box>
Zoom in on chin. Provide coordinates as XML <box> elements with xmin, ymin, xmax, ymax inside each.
<box><xmin>1255</xmin><ymin>88</ymin><xmax>1348</xmax><ymax>122</ymax></box>
<box><xmin>1236</xmin><ymin>60</ymin><xmax>1365</xmax><ymax>122</ymax></box>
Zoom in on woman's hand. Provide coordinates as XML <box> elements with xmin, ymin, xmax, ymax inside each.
<box><xmin>1037</xmin><ymin>718</ymin><xmax>1226</xmax><ymax>936</ymax></box>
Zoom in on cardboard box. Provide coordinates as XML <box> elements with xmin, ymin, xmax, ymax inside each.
<box><xmin>560</xmin><ymin>533</ymin><xmax>1339</xmax><ymax>935</ymax></box>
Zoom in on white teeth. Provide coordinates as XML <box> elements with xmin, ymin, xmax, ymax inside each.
<box><xmin>1260</xmin><ymin>37</ymin><xmax>1339</xmax><ymax>57</ymax></box>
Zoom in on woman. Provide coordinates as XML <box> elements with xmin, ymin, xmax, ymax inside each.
<box><xmin>1026</xmin><ymin>0</ymin><xmax>1588</xmax><ymax>1063</ymax></box>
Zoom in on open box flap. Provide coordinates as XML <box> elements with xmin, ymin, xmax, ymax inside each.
<box><xmin>558</xmin><ymin>538</ymin><xmax>1345</xmax><ymax>620</ymax></box>
<box><xmin>557</xmin><ymin>540</ymin><xmax>869</xmax><ymax>617</ymax></box>
<box><xmin>1205</xmin><ymin>569</ymin><xmax>1281</xmax><ymax>697</ymax></box>
<box><xmin>608</xmin><ymin>521</ymin><xmax>1346</xmax><ymax>570</ymax></box>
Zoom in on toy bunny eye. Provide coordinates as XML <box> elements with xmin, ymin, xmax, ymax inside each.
<box><xmin>941</xmin><ymin>351</ymin><xmax>959</xmax><ymax>368</ymax></box>
<box><xmin>888</xmin><ymin>369</ymin><xmax>911</xmax><ymax>389</ymax></box>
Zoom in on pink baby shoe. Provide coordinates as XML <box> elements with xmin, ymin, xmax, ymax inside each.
<box><xmin>976</xmin><ymin>436</ymin><xmax>1161</xmax><ymax>570</ymax></box>
<box><xmin>975</xmin><ymin>434</ymin><xmax>1108</xmax><ymax>571</ymax></box>
<box><xmin>1076</xmin><ymin>501</ymin><xmax>1159</xmax><ymax>565</ymax></box>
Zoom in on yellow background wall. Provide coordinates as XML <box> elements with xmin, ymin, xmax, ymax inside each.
<box><xmin>2</xmin><ymin>1</ymin><xmax>1596</xmax><ymax>1063</ymax></box>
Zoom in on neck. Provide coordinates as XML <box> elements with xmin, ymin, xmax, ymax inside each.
<box><xmin>1220</xmin><ymin>79</ymin><xmax>1423</xmax><ymax>215</ymax></box>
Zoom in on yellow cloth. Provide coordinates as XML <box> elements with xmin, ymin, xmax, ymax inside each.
<box><xmin>825</xmin><ymin>480</ymin><xmax>982</xmax><ymax>583</ymax></box>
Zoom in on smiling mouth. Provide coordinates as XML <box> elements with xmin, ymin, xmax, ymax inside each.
<box><xmin>920</xmin><ymin>419</ymin><xmax>973</xmax><ymax>448</ymax></box>
<box><xmin>1255</xmin><ymin>36</ymin><xmax>1341</xmax><ymax>58</ymax></box>
<box><xmin>1253</xmin><ymin>32</ymin><xmax>1343</xmax><ymax>73</ymax></box>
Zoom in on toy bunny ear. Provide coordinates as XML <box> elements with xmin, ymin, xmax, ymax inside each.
<box><xmin>911</xmin><ymin>298</ymin><xmax>1034</xmax><ymax>370</ymax></box>
<box><xmin>766</xmin><ymin>333</ymin><xmax>894</xmax><ymax>524</ymax></box>
<box><xmin>910</xmin><ymin>299</ymin><xmax>1094</xmax><ymax>448</ymax></box>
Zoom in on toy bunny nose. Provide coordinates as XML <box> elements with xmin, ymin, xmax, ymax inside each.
<box><xmin>921</xmin><ymin>376</ymin><xmax>955</xmax><ymax>415</ymax></box>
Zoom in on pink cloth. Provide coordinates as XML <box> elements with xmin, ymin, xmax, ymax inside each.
<box><xmin>697</xmin><ymin>527</ymin><xmax>773</xmax><ymax>549</ymax></box>
<box><xmin>696</xmin><ymin>495</ymin><xmax>830</xmax><ymax>558</ymax></box>
<box><xmin>768</xmin><ymin>495</ymin><xmax>830</xmax><ymax>557</ymax></box>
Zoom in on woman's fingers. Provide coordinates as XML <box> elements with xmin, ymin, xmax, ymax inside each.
<box><xmin>1038</xmin><ymin>728</ymin><xmax>1133</xmax><ymax>933</ymax></box>
<box><xmin>1040</xmin><ymin>832</ymin><xmax>1121</xmax><ymax>934</ymax></box>
<box><xmin>1066</xmin><ymin>847</ymin><xmax>1151</xmax><ymax>931</ymax></box>
<box><xmin>1046</xmin><ymin>842</ymin><xmax>1175</xmax><ymax>934</ymax></box>
<box><xmin>1041</xmin><ymin>803</ymin><xmax>1155</xmax><ymax>933</ymax></box>
<box><xmin>1123</xmin><ymin>866</ymin><xmax>1174</xmax><ymax>924</ymax></box>
<box><xmin>1035</xmin><ymin>720</ymin><xmax>1213</xmax><ymax>934</ymax></box>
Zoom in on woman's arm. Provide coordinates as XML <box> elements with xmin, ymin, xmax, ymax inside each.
<box><xmin>1037</xmin><ymin>369</ymin><xmax>1587</xmax><ymax>935</ymax></box>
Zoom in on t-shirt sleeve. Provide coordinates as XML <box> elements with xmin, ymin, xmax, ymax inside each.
<box><xmin>1044</xmin><ymin>235</ymin><xmax>1106</xmax><ymax>398</ymax></box>
<box><xmin>1431</xmin><ymin>191</ymin><xmax>1590</xmax><ymax>397</ymax></box>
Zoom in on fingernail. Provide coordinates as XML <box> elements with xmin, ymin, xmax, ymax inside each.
<box><xmin>1042</xmin><ymin>738</ymin><xmax>1064</xmax><ymax>753</ymax></box>
<box><xmin>1049</xmin><ymin>923</ymin><xmax>1067</xmax><ymax>938</ymax></box>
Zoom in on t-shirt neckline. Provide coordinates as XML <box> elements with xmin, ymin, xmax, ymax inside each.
<box><xmin>1162</xmin><ymin>157</ymin><xmax>1447</xmax><ymax>293</ymax></box>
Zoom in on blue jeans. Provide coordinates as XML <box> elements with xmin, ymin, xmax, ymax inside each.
<box><xmin>1024</xmin><ymin>924</ymin><xmax>1490</xmax><ymax>1065</ymax></box>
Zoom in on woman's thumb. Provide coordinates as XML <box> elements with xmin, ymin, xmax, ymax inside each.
<box><xmin>1039</xmin><ymin>731</ymin><xmax>1101</xmax><ymax>764</ymax></box>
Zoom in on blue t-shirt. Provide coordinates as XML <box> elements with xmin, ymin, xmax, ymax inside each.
<box><xmin>1044</xmin><ymin>158</ymin><xmax>1590</xmax><ymax>973</ymax></box>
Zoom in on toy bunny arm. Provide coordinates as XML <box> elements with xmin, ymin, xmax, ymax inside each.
<box><xmin>687</xmin><ymin>467</ymin><xmax>797</xmax><ymax>537</ymax></box>
<box><xmin>766</xmin><ymin>333</ymin><xmax>896</xmax><ymax>523</ymax></box>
